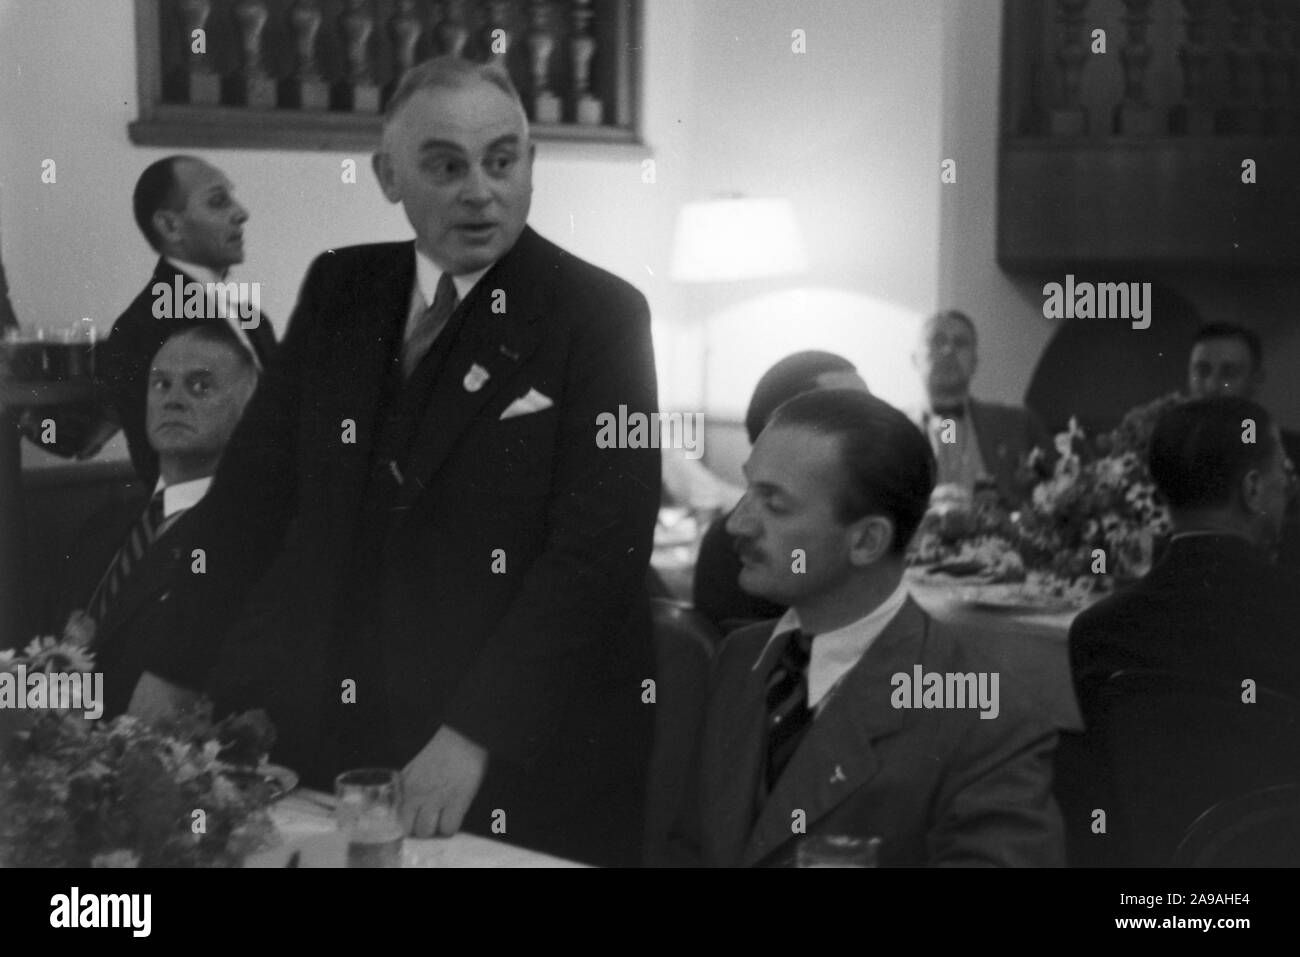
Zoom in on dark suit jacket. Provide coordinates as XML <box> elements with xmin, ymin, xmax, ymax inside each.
<box><xmin>1064</xmin><ymin>533</ymin><xmax>1300</xmax><ymax>865</ymax></box>
<box><xmin>677</xmin><ymin>597</ymin><xmax>1064</xmax><ymax>866</ymax></box>
<box><xmin>169</xmin><ymin>227</ymin><xmax>660</xmax><ymax>866</ymax></box>
<box><xmin>912</xmin><ymin>399</ymin><xmax>1052</xmax><ymax>508</ymax></box>
<box><xmin>53</xmin><ymin>490</ymin><xmax>207</xmax><ymax>720</ymax></box>
<box><xmin>98</xmin><ymin>258</ymin><xmax>276</xmax><ymax>483</ymax></box>
<box><xmin>1069</xmin><ymin>534</ymin><xmax>1300</xmax><ymax>718</ymax></box>
<box><xmin>692</xmin><ymin>508</ymin><xmax>784</xmax><ymax>633</ymax></box>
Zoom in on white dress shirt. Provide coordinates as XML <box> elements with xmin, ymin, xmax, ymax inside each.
<box><xmin>405</xmin><ymin>248</ymin><xmax>491</xmax><ymax>344</ymax></box>
<box><xmin>164</xmin><ymin>257</ymin><xmax>264</xmax><ymax>368</ymax></box>
<box><xmin>755</xmin><ymin>577</ymin><xmax>912</xmax><ymax>713</ymax></box>
<box><xmin>152</xmin><ymin>475</ymin><xmax>212</xmax><ymax>537</ymax></box>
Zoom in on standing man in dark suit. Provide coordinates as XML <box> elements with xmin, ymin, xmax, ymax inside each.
<box><xmin>54</xmin><ymin>324</ymin><xmax>258</xmax><ymax>720</ymax></box>
<box><xmin>92</xmin><ymin>156</ymin><xmax>275</xmax><ymax>484</ymax></box>
<box><xmin>910</xmin><ymin>309</ymin><xmax>1052</xmax><ymax>508</ymax></box>
<box><xmin>173</xmin><ymin>57</ymin><xmax>660</xmax><ymax>866</ymax></box>
<box><xmin>675</xmin><ymin>390</ymin><xmax>1063</xmax><ymax>866</ymax></box>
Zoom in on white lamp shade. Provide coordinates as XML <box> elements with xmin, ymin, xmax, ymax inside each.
<box><xmin>669</xmin><ymin>197</ymin><xmax>809</xmax><ymax>282</ymax></box>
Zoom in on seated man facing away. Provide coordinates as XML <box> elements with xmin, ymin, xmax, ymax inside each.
<box><xmin>53</xmin><ymin>323</ymin><xmax>259</xmax><ymax>721</ymax></box>
<box><xmin>1064</xmin><ymin>396</ymin><xmax>1300</xmax><ymax>865</ymax></box>
<box><xmin>693</xmin><ymin>350</ymin><xmax>867</xmax><ymax>632</ymax></box>
<box><xmin>674</xmin><ymin>389</ymin><xmax>1064</xmax><ymax>866</ymax></box>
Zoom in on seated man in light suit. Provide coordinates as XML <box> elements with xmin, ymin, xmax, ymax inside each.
<box><xmin>53</xmin><ymin>323</ymin><xmax>259</xmax><ymax>721</ymax></box>
<box><xmin>911</xmin><ymin>309</ymin><xmax>1052</xmax><ymax>508</ymax></box>
<box><xmin>674</xmin><ymin>389</ymin><xmax>1064</xmax><ymax>866</ymax></box>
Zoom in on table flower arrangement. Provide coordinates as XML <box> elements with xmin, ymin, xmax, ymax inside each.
<box><xmin>908</xmin><ymin>393</ymin><xmax>1184</xmax><ymax>599</ymax></box>
<box><xmin>0</xmin><ymin>634</ymin><xmax>280</xmax><ymax>867</ymax></box>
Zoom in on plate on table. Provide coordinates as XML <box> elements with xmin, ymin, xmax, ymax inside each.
<box><xmin>225</xmin><ymin>764</ymin><xmax>300</xmax><ymax>802</ymax></box>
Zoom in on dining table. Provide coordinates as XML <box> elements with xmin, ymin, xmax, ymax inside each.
<box><xmin>905</xmin><ymin>572</ymin><xmax>1088</xmax><ymax>733</ymax></box>
<box><xmin>247</xmin><ymin>790</ymin><xmax>588</xmax><ymax>868</ymax></box>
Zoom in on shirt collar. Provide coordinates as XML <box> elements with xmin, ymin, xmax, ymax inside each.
<box><xmin>164</xmin><ymin>257</ymin><xmax>226</xmax><ymax>287</ymax></box>
<box><xmin>414</xmin><ymin>247</ymin><xmax>491</xmax><ymax>308</ymax></box>
<box><xmin>754</xmin><ymin>577</ymin><xmax>913</xmax><ymax>710</ymax></box>
<box><xmin>152</xmin><ymin>476</ymin><xmax>213</xmax><ymax>519</ymax></box>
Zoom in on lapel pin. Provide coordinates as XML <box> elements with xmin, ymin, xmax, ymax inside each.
<box><xmin>830</xmin><ymin>765</ymin><xmax>847</xmax><ymax>784</ymax></box>
<box><xmin>464</xmin><ymin>363</ymin><xmax>490</xmax><ymax>392</ymax></box>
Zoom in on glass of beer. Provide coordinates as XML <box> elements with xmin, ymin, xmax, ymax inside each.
<box><xmin>335</xmin><ymin>768</ymin><xmax>404</xmax><ymax>868</ymax></box>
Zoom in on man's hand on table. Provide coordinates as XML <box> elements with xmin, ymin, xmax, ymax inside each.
<box><xmin>401</xmin><ymin>725</ymin><xmax>489</xmax><ymax>839</ymax></box>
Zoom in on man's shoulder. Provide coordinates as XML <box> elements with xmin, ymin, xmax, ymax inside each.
<box><xmin>305</xmin><ymin>241</ymin><xmax>412</xmax><ymax>277</ymax></box>
<box><xmin>516</xmin><ymin>227</ymin><xmax>647</xmax><ymax>311</ymax></box>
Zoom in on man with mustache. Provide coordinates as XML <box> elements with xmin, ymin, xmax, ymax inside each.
<box><xmin>674</xmin><ymin>389</ymin><xmax>1063</xmax><ymax>866</ymax></box>
<box><xmin>173</xmin><ymin>57</ymin><xmax>659</xmax><ymax>866</ymax></box>
<box><xmin>910</xmin><ymin>309</ymin><xmax>1051</xmax><ymax>508</ymax></box>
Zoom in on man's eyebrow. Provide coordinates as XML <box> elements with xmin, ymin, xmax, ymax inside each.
<box><xmin>486</xmin><ymin>134</ymin><xmax>521</xmax><ymax>150</ymax></box>
<box><xmin>417</xmin><ymin>138</ymin><xmax>468</xmax><ymax>154</ymax></box>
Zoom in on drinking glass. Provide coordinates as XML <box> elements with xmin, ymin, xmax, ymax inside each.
<box><xmin>335</xmin><ymin>768</ymin><xmax>404</xmax><ymax>868</ymax></box>
<box><xmin>796</xmin><ymin>834</ymin><xmax>882</xmax><ymax>868</ymax></box>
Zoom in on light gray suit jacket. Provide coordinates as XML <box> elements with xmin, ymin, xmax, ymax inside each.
<box><xmin>674</xmin><ymin>597</ymin><xmax>1065</xmax><ymax>867</ymax></box>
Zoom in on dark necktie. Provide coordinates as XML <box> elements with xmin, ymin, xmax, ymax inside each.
<box><xmin>90</xmin><ymin>490</ymin><xmax>166</xmax><ymax>627</ymax></box>
<box><xmin>765</xmin><ymin>628</ymin><xmax>817</xmax><ymax>792</ymax></box>
<box><xmin>402</xmin><ymin>272</ymin><xmax>459</xmax><ymax>379</ymax></box>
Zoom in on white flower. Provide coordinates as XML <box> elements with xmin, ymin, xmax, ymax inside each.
<box><xmin>0</xmin><ymin>649</ymin><xmax>16</xmax><ymax>670</ymax></box>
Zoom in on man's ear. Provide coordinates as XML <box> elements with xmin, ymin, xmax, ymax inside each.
<box><xmin>848</xmin><ymin>515</ymin><xmax>893</xmax><ymax>567</ymax></box>
<box><xmin>152</xmin><ymin>208</ymin><xmax>180</xmax><ymax>249</ymax></box>
<box><xmin>1240</xmin><ymin>467</ymin><xmax>1266</xmax><ymax>515</ymax></box>
<box><xmin>372</xmin><ymin>151</ymin><xmax>400</xmax><ymax>203</ymax></box>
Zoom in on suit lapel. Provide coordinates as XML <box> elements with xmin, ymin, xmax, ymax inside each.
<box><xmin>701</xmin><ymin>631</ymin><xmax>777</xmax><ymax>865</ymax></box>
<box><xmin>329</xmin><ymin>247</ymin><xmax>415</xmax><ymax>493</ymax></box>
<box><xmin>742</xmin><ymin>599</ymin><xmax>931</xmax><ymax>866</ymax></box>
<box><xmin>395</xmin><ymin>227</ymin><xmax>552</xmax><ymax>508</ymax></box>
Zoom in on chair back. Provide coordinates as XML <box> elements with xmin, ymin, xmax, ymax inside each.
<box><xmin>643</xmin><ymin>598</ymin><xmax>717</xmax><ymax>865</ymax></box>
<box><xmin>1173</xmin><ymin>783</ymin><xmax>1300</xmax><ymax>866</ymax></box>
<box><xmin>1094</xmin><ymin>669</ymin><xmax>1300</xmax><ymax>866</ymax></box>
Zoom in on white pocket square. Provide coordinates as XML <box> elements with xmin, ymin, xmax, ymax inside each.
<box><xmin>499</xmin><ymin>388</ymin><xmax>554</xmax><ymax>420</ymax></box>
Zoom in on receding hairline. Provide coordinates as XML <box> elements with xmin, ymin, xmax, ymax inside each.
<box><xmin>152</xmin><ymin>327</ymin><xmax>258</xmax><ymax>376</ymax></box>
<box><xmin>381</xmin><ymin>58</ymin><xmax>530</xmax><ymax>141</ymax></box>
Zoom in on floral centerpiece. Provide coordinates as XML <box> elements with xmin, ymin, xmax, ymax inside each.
<box><xmin>908</xmin><ymin>393</ymin><xmax>1185</xmax><ymax>597</ymax></box>
<box><xmin>0</xmin><ymin>635</ymin><xmax>280</xmax><ymax>867</ymax></box>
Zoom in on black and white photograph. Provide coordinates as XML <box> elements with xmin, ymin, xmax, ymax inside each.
<box><xmin>0</xmin><ymin>0</ymin><xmax>1298</xmax><ymax>926</ymax></box>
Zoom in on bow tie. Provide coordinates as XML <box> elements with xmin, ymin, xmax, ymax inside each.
<box><xmin>930</xmin><ymin>404</ymin><xmax>966</xmax><ymax>420</ymax></box>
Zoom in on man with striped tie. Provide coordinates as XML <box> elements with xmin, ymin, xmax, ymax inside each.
<box><xmin>53</xmin><ymin>323</ymin><xmax>258</xmax><ymax>721</ymax></box>
<box><xmin>676</xmin><ymin>389</ymin><xmax>1063</xmax><ymax>866</ymax></box>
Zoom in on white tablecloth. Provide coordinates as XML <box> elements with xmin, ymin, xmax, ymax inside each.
<box><xmin>246</xmin><ymin>790</ymin><xmax>587</xmax><ymax>868</ymax></box>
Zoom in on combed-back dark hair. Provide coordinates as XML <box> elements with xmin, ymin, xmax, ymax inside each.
<box><xmin>744</xmin><ymin>351</ymin><xmax>860</xmax><ymax>444</ymax></box>
<box><xmin>154</xmin><ymin>322</ymin><xmax>257</xmax><ymax>376</ymax></box>
<box><xmin>133</xmin><ymin>156</ymin><xmax>195</xmax><ymax>252</ymax></box>
<box><xmin>1148</xmin><ymin>396</ymin><xmax>1277</xmax><ymax>512</ymax></box>
<box><xmin>384</xmin><ymin>55</ymin><xmax>524</xmax><ymax>125</ymax></box>
<box><xmin>1193</xmin><ymin>322</ymin><xmax>1263</xmax><ymax>371</ymax></box>
<box><xmin>767</xmin><ymin>389</ymin><xmax>935</xmax><ymax>556</ymax></box>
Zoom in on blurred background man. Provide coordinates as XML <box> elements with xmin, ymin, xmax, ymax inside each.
<box><xmin>911</xmin><ymin>309</ymin><xmax>1052</xmax><ymax>508</ymax></box>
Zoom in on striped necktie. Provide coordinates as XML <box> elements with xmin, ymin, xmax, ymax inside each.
<box><xmin>402</xmin><ymin>272</ymin><xmax>459</xmax><ymax>379</ymax></box>
<box><xmin>765</xmin><ymin>628</ymin><xmax>817</xmax><ymax>792</ymax></box>
<box><xmin>90</xmin><ymin>490</ymin><xmax>166</xmax><ymax>627</ymax></box>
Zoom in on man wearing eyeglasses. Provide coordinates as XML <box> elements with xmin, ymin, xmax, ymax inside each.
<box><xmin>910</xmin><ymin>309</ymin><xmax>1052</xmax><ymax>508</ymax></box>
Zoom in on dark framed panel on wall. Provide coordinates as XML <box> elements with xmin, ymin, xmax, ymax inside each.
<box><xmin>129</xmin><ymin>0</ymin><xmax>642</xmax><ymax>151</ymax></box>
<box><xmin>997</xmin><ymin>0</ymin><xmax>1300</xmax><ymax>272</ymax></box>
